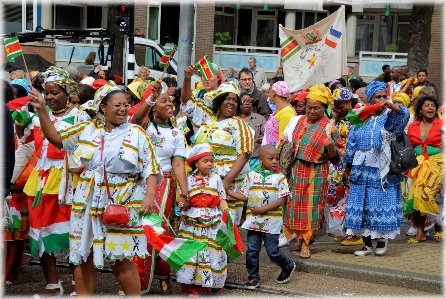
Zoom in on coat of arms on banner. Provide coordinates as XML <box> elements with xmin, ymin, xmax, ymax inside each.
<box><xmin>300</xmin><ymin>29</ymin><xmax>322</xmax><ymax>45</ymax></box>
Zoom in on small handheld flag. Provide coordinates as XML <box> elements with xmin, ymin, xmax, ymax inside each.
<box><xmin>4</xmin><ymin>36</ymin><xmax>23</xmax><ymax>63</ymax></box>
<box><xmin>345</xmin><ymin>103</ymin><xmax>383</xmax><ymax>129</ymax></box>
<box><xmin>215</xmin><ymin>209</ymin><xmax>244</xmax><ymax>260</ymax></box>
<box><xmin>158</xmin><ymin>46</ymin><xmax>177</xmax><ymax>68</ymax></box>
<box><xmin>195</xmin><ymin>55</ymin><xmax>216</xmax><ymax>81</ymax></box>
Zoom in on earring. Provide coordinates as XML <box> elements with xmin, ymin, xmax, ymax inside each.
<box><xmin>217</xmin><ymin>109</ymin><xmax>220</xmax><ymax>116</ymax></box>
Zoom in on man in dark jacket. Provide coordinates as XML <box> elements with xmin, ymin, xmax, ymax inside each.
<box><xmin>414</xmin><ymin>68</ymin><xmax>438</xmax><ymax>99</ymax></box>
<box><xmin>238</xmin><ymin>67</ymin><xmax>271</xmax><ymax>120</ymax></box>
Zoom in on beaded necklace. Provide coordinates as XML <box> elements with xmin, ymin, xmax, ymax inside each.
<box><xmin>50</xmin><ymin>102</ymin><xmax>72</xmax><ymax>114</ymax></box>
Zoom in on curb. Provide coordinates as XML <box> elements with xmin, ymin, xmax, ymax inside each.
<box><xmin>292</xmin><ymin>257</ymin><xmax>443</xmax><ymax>294</ymax></box>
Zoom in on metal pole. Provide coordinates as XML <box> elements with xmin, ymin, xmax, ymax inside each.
<box><xmin>177</xmin><ymin>0</ymin><xmax>194</xmax><ymax>87</ymax></box>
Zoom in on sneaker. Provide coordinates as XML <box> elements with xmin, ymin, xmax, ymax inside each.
<box><xmin>276</xmin><ymin>262</ymin><xmax>296</xmax><ymax>284</ymax></box>
<box><xmin>244</xmin><ymin>279</ymin><xmax>260</xmax><ymax>289</ymax></box>
<box><xmin>278</xmin><ymin>233</ymin><xmax>296</xmax><ymax>248</ymax></box>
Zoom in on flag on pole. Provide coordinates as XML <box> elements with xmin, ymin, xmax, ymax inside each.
<box><xmin>215</xmin><ymin>209</ymin><xmax>244</xmax><ymax>260</ymax></box>
<box><xmin>344</xmin><ymin>103</ymin><xmax>383</xmax><ymax>129</ymax></box>
<box><xmin>158</xmin><ymin>46</ymin><xmax>177</xmax><ymax>68</ymax></box>
<box><xmin>279</xmin><ymin>6</ymin><xmax>347</xmax><ymax>91</ymax></box>
<box><xmin>142</xmin><ymin>213</ymin><xmax>208</xmax><ymax>271</ymax></box>
<box><xmin>4</xmin><ymin>36</ymin><xmax>23</xmax><ymax>63</ymax></box>
<box><xmin>195</xmin><ymin>55</ymin><xmax>216</xmax><ymax>81</ymax></box>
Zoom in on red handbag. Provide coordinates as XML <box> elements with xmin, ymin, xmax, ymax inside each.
<box><xmin>100</xmin><ymin>134</ymin><xmax>130</xmax><ymax>227</ymax></box>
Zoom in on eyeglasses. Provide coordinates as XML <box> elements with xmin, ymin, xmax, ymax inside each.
<box><xmin>306</xmin><ymin>106</ymin><xmax>322</xmax><ymax>112</ymax></box>
<box><xmin>106</xmin><ymin>103</ymin><xmax>131</xmax><ymax>110</ymax></box>
<box><xmin>240</xmin><ymin>78</ymin><xmax>252</xmax><ymax>82</ymax></box>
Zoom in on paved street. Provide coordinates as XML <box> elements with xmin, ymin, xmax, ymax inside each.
<box><xmin>3</xmin><ymin>220</ymin><xmax>444</xmax><ymax>297</ymax></box>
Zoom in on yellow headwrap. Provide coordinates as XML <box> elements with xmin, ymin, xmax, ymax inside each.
<box><xmin>392</xmin><ymin>92</ymin><xmax>410</xmax><ymax>107</ymax></box>
<box><xmin>412</xmin><ymin>86</ymin><xmax>422</xmax><ymax>101</ymax></box>
<box><xmin>306</xmin><ymin>84</ymin><xmax>333</xmax><ymax>105</ymax></box>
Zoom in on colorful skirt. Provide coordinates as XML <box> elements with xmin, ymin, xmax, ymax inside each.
<box><xmin>177</xmin><ymin>205</ymin><xmax>227</xmax><ymax>289</ymax></box>
<box><xmin>284</xmin><ymin>159</ymin><xmax>329</xmax><ymax>231</ymax></box>
<box><xmin>24</xmin><ymin>167</ymin><xmax>73</xmax><ymax>258</ymax></box>
<box><xmin>345</xmin><ymin>166</ymin><xmax>403</xmax><ymax>239</ymax></box>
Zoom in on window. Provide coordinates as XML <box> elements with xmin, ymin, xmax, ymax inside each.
<box><xmin>215</xmin><ymin>6</ymin><xmax>235</xmax><ymax>45</ymax></box>
<box><xmin>356</xmin><ymin>12</ymin><xmax>411</xmax><ymax>55</ymax></box>
<box><xmin>54</xmin><ymin>4</ymin><xmax>83</xmax><ymax>29</ymax></box>
<box><xmin>148</xmin><ymin>6</ymin><xmax>159</xmax><ymax>41</ymax></box>
<box><xmin>3</xmin><ymin>0</ymin><xmax>34</xmax><ymax>34</ymax></box>
<box><xmin>295</xmin><ymin>11</ymin><xmax>329</xmax><ymax>30</ymax></box>
<box><xmin>86</xmin><ymin>6</ymin><xmax>102</xmax><ymax>29</ymax></box>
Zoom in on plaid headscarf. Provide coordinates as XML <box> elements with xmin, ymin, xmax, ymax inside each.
<box><xmin>212</xmin><ymin>81</ymin><xmax>240</xmax><ymax>100</ymax></box>
<box><xmin>365</xmin><ymin>81</ymin><xmax>387</xmax><ymax>103</ymax></box>
<box><xmin>93</xmin><ymin>81</ymin><xmax>123</xmax><ymax>112</ymax></box>
<box><xmin>43</xmin><ymin>66</ymin><xmax>79</xmax><ymax>96</ymax></box>
<box><xmin>332</xmin><ymin>87</ymin><xmax>352</xmax><ymax>102</ymax></box>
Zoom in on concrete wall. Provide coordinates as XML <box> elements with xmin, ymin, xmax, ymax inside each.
<box><xmin>194</xmin><ymin>1</ymin><xmax>215</xmax><ymax>63</ymax></box>
<box><xmin>427</xmin><ymin>2</ymin><xmax>444</xmax><ymax>103</ymax></box>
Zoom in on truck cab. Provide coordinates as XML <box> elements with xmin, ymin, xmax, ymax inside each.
<box><xmin>126</xmin><ymin>37</ymin><xmax>201</xmax><ymax>88</ymax></box>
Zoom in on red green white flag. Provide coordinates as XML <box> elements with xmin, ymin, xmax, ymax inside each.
<box><xmin>158</xmin><ymin>46</ymin><xmax>177</xmax><ymax>68</ymax></box>
<box><xmin>345</xmin><ymin>102</ymin><xmax>383</xmax><ymax>128</ymax></box>
<box><xmin>215</xmin><ymin>209</ymin><xmax>244</xmax><ymax>260</ymax></box>
<box><xmin>4</xmin><ymin>36</ymin><xmax>23</xmax><ymax>63</ymax></box>
<box><xmin>281</xmin><ymin>37</ymin><xmax>301</xmax><ymax>63</ymax></box>
<box><xmin>195</xmin><ymin>55</ymin><xmax>216</xmax><ymax>81</ymax></box>
<box><xmin>142</xmin><ymin>213</ymin><xmax>208</xmax><ymax>271</ymax></box>
<box><xmin>7</xmin><ymin>197</ymin><xmax>21</xmax><ymax>233</ymax></box>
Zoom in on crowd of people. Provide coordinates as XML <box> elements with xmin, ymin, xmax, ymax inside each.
<box><xmin>2</xmin><ymin>58</ymin><xmax>444</xmax><ymax>296</ymax></box>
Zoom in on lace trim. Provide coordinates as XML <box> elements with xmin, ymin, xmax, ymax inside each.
<box><xmin>346</xmin><ymin>227</ymin><xmax>400</xmax><ymax>240</ymax></box>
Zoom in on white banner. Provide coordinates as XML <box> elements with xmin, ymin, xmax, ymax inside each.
<box><xmin>279</xmin><ymin>5</ymin><xmax>347</xmax><ymax>91</ymax></box>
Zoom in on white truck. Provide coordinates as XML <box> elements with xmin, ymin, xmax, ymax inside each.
<box><xmin>8</xmin><ymin>27</ymin><xmax>200</xmax><ymax>87</ymax></box>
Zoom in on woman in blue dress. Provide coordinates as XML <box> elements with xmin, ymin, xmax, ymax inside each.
<box><xmin>343</xmin><ymin>81</ymin><xmax>410</xmax><ymax>256</ymax></box>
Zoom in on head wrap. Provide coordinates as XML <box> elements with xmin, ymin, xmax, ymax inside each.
<box><xmin>29</xmin><ymin>71</ymin><xmax>42</xmax><ymax>84</ymax></box>
<box><xmin>93</xmin><ymin>81</ymin><xmax>122</xmax><ymax>112</ymax></box>
<box><xmin>307</xmin><ymin>84</ymin><xmax>333</xmax><ymax>105</ymax></box>
<box><xmin>80</xmin><ymin>76</ymin><xmax>95</xmax><ymax>87</ymax></box>
<box><xmin>212</xmin><ymin>81</ymin><xmax>240</xmax><ymax>100</ymax></box>
<box><xmin>187</xmin><ymin>144</ymin><xmax>213</xmax><ymax>166</ymax></box>
<box><xmin>412</xmin><ymin>86</ymin><xmax>422</xmax><ymax>100</ymax></box>
<box><xmin>9</xmin><ymin>79</ymin><xmax>31</xmax><ymax>95</ymax></box>
<box><xmin>92</xmin><ymin>79</ymin><xmax>107</xmax><ymax>89</ymax></box>
<box><xmin>365</xmin><ymin>81</ymin><xmax>387</xmax><ymax>103</ymax></box>
<box><xmin>332</xmin><ymin>87</ymin><xmax>353</xmax><ymax>102</ymax></box>
<box><xmin>328</xmin><ymin>79</ymin><xmax>340</xmax><ymax>89</ymax></box>
<box><xmin>271</xmin><ymin>81</ymin><xmax>291</xmax><ymax>98</ymax></box>
<box><xmin>294</xmin><ymin>88</ymin><xmax>310</xmax><ymax>103</ymax></box>
<box><xmin>43</xmin><ymin>66</ymin><xmax>79</xmax><ymax>96</ymax></box>
<box><xmin>127</xmin><ymin>79</ymin><xmax>143</xmax><ymax>100</ymax></box>
<box><xmin>137</xmin><ymin>80</ymin><xmax>154</xmax><ymax>99</ymax></box>
<box><xmin>392</xmin><ymin>92</ymin><xmax>410</xmax><ymax>107</ymax></box>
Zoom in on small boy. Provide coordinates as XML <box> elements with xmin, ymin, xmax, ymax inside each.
<box><xmin>227</xmin><ymin>144</ymin><xmax>296</xmax><ymax>289</ymax></box>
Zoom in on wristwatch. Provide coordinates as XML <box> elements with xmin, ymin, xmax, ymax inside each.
<box><xmin>179</xmin><ymin>194</ymin><xmax>189</xmax><ymax>200</ymax></box>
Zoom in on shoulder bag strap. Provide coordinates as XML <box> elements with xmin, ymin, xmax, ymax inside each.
<box><xmin>101</xmin><ymin>134</ymin><xmax>112</xmax><ymax>200</ymax></box>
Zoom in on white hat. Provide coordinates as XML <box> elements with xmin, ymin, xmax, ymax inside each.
<box><xmin>187</xmin><ymin>144</ymin><xmax>213</xmax><ymax>166</ymax></box>
<box><xmin>80</xmin><ymin>76</ymin><xmax>95</xmax><ymax>87</ymax></box>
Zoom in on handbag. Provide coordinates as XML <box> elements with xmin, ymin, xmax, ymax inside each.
<box><xmin>100</xmin><ymin>135</ymin><xmax>130</xmax><ymax>227</ymax></box>
<box><xmin>277</xmin><ymin>140</ymin><xmax>295</xmax><ymax>187</ymax></box>
<box><xmin>388</xmin><ymin>132</ymin><xmax>418</xmax><ymax>175</ymax></box>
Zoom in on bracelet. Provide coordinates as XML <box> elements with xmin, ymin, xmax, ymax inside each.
<box><xmin>145</xmin><ymin>95</ymin><xmax>157</xmax><ymax>106</ymax></box>
<box><xmin>14</xmin><ymin>119</ymin><xmax>25</xmax><ymax>127</ymax></box>
<box><xmin>179</xmin><ymin>194</ymin><xmax>189</xmax><ymax>200</ymax></box>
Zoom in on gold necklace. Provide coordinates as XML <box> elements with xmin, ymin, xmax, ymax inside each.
<box><xmin>421</xmin><ymin>121</ymin><xmax>433</xmax><ymax>136</ymax></box>
<box><xmin>51</xmin><ymin>102</ymin><xmax>72</xmax><ymax>114</ymax></box>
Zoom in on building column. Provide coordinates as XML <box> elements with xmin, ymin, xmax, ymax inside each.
<box><xmin>284</xmin><ymin>9</ymin><xmax>296</xmax><ymax>30</ymax></box>
<box><xmin>40</xmin><ymin>1</ymin><xmax>52</xmax><ymax>29</ymax></box>
<box><xmin>346</xmin><ymin>14</ymin><xmax>357</xmax><ymax>58</ymax></box>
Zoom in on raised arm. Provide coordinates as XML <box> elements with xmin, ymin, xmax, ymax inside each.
<box><xmin>131</xmin><ymin>81</ymin><xmax>161</xmax><ymax>127</ymax></box>
<box><xmin>180</xmin><ymin>64</ymin><xmax>195</xmax><ymax>105</ymax></box>
<box><xmin>29</xmin><ymin>88</ymin><xmax>63</xmax><ymax>148</ymax></box>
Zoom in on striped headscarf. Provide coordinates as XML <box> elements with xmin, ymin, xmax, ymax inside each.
<box><xmin>93</xmin><ymin>81</ymin><xmax>123</xmax><ymax>112</ymax></box>
<box><xmin>43</xmin><ymin>66</ymin><xmax>79</xmax><ymax>96</ymax></box>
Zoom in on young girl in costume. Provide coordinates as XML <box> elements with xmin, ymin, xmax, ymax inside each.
<box><xmin>176</xmin><ymin>144</ymin><xmax>229</xmax><ymax>295</ymax></box>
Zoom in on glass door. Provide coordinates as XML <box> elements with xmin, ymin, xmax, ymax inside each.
<box><xmin>252</xmin><ymin>9</ymin><xmax>277</xmax><ymax>49</ymax></box>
